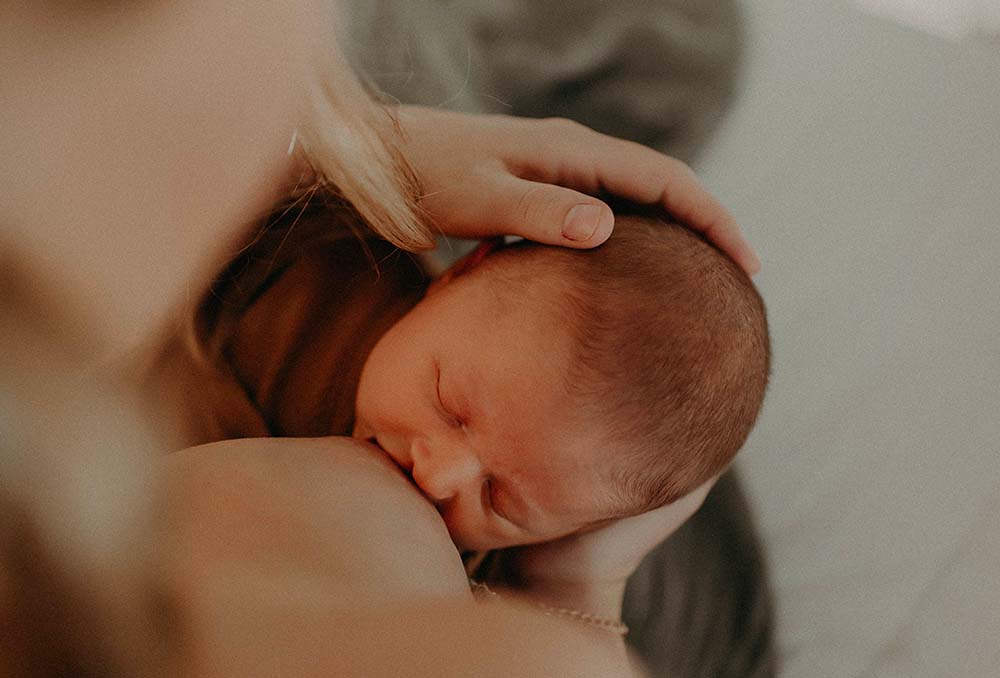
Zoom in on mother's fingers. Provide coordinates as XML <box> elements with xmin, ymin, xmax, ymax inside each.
<box><xmin>492</xmin><ymin>176</ymin><xmax>615</xmax><ymax>248</ymax></box>
<box><xmin>507</xmin><ymin>118</ymin><xmax>761</xmax><ymax>275</ymax></box>
<box><xmin>419</xmin><ymin>170</ymin><xmax>615</xmax><ymax>248</ymax></box>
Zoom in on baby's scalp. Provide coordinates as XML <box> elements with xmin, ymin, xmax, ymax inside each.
<box><xmin>471</xmin><ymin>215</ymin><xmax>770</xmax><ymax>518</ymax></box>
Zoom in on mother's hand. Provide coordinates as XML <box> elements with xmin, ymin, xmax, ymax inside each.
<box><xmin>397</xmin><ymin>106</ymin><xmax>759</xmax><ymax>274</ymax></box>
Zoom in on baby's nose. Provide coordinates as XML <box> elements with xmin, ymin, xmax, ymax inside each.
<box><xmin>410</xmin><ymin>437</ymin><xmax>481</xmax><ymax>503</ymax></box>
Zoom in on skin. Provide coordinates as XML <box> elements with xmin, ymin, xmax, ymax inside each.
<box><xmin>160</xmin><ymin>436</ymin><xmax>633</xmax><ymax>677</ymax></box>
<box><xmin>162</xmin><ymin>437</ymin><xmax>472</xmax><ymax>611</ymax></box>
<box><xmin>354</xmin><ymin>262</ymin><xmax>623</xmax><ymax>551</ymax></box>
<box><xmin>3</xmin><ymin>1</ymin><xmax>749</xmax><ymax>672</ymax></box>
<box><xmin>1</xmin><ymin>5</ymin><xmax>757</xmax><ymax>361</ymax></box>
<box><xmin>0</xmin><ymin>0</ymin><xmax>324</xmax><ymax>357</ymax></box>
<box><xmin>395</xmin><ymin>106</ymin><xmax>760</xmax><ymax>275</ymax></box>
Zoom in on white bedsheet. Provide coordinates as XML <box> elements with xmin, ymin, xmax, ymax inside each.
<box><xmin>696</xmin><ymin>2</ymin><xmax>1000</xmax><ymax>676</ymax></box>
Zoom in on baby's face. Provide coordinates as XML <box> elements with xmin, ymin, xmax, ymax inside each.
<box><xmin>354</xmin><ymin>268</ymin><xmax>619</xmax><ymax>551</ymax></box>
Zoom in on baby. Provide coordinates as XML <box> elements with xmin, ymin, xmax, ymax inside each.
<box><xmin>164</xmin><ymin>205</ymin><xmax>769</xmax><ymax>554</ymax></box>
<box><xmin>351</xmin><ymin>214</ymin><xmax>770</xmax><ymax>552</ymax></box>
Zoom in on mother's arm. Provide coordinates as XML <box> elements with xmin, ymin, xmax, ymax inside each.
<box><xmin>160</xmin><ymin>436</ymin><xmax>640</xmax><ymax>676</ymax></box>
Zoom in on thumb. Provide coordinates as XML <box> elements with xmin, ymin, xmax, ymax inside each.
<box><xmin>494</xmin><ymin>177</ymin><xmax>614</xmax><ymax>248</ymax></box>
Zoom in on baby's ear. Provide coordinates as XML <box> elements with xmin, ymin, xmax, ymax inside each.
<box><xmin>428</xmin><ymin>237</ymin><xmax>504</xmax><ymax>295</ymax></box>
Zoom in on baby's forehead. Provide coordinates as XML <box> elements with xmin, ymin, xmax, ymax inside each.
<box><xmin>474</xmin><ymin>250</ymin><xmax>577</xmax><ymax>308</ymax></box>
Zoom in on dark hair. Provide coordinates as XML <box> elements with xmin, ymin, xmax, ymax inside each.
<box><xmin>486</xmin><ymin>215</ymin><xmax>770</xmax><ymax>516</ymax></box>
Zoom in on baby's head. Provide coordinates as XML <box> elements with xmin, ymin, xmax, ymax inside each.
<box><xmin>354</xmin><ymin>214</ymin><xmax>770</xmax><ymax>551</ymax></box>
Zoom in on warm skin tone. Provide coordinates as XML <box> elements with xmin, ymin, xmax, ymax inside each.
<box><xmin>342</xmin><ymin>275</ymin><xmax>716</xmax><ymax>649</ymax></box>
<box><xmin>354</xmin><ymin>263</ymin><xmax>624</xmax><ymax>551</ymax></box>
<box><xmin>3</xmin><ymin>1</ymin><xmax>752</xmax><ymax>673</ymax></box>
<box><xmin>160</xmin><ymin>436</ymin><xmax>636</xmax><ymax>676</ymax></box>
<box><xmin>0</xmin><ymin>0</ymin><xmax>322</xmax><ymax>356</ymax></box>
<box><xmin>3</xmin><ymin>1</ymin><xmax>756</xmax><ymax>364</ymax></box>
<box><xmin>350</xmin><ymin>248</ymin><xmax>718</xmax><ymax>622</ymax></box>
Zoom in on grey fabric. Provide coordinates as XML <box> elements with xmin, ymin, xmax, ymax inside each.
<box><xmin>340</xmin><ymin>1</ymin><xmax>486</xmax><ymax>114</ymax></box>
<box><xmin>343</xmin><ymin>0</ymin><xmax>743</xmax><ymax>163</ymax></box>
<box><xmin>624</xmin><ymin>471</ymin><xmax>777</xmax><ymax>678</ymax></box>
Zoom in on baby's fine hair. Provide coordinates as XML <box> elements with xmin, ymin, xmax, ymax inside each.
<box><xmin>487</xmin><ymin>213</ymin><xmax>770</xmax><ymax>516</ymax></box>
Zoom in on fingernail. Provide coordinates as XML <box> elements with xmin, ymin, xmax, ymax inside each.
<box><xmin>562</xmin><ymin>204</ymin><xmax>609</xmax><ymax>242</ymax></box>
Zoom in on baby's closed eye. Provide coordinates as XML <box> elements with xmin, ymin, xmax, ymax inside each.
<box><xmin>434</xmin><ymin>359</ymin><xmax>467</xmax><ymax>429</ymax></box>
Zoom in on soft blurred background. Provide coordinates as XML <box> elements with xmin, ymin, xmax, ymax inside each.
<box><xmin>854</xmin><ymin>0</ymin><xmax>1000</xmax><ymax>43</ymax></box>
<box><xmin>6</xmin><ymin>1</ymin><xmax>993</xmax><ymax>675</ymax></box>
<box><xmin>350</xmin><ymin>1</ymin><xmax>999</xmax><ymax>675</ymax></box>
<box><xmin>699</xmin><ymin>0</ymin><xmax>1000</xmax><ymax>678</ymax></box>
<box><xmin>700</xmin><ymin>1</ymin><xmax>999</xmax><ymax>677</ymax></box>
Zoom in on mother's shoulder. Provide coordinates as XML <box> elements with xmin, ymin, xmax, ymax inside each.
<box><xmin>163</xmin><ymin>436</ymin><xmax>470</xmax><ymax>604</ymax></box>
